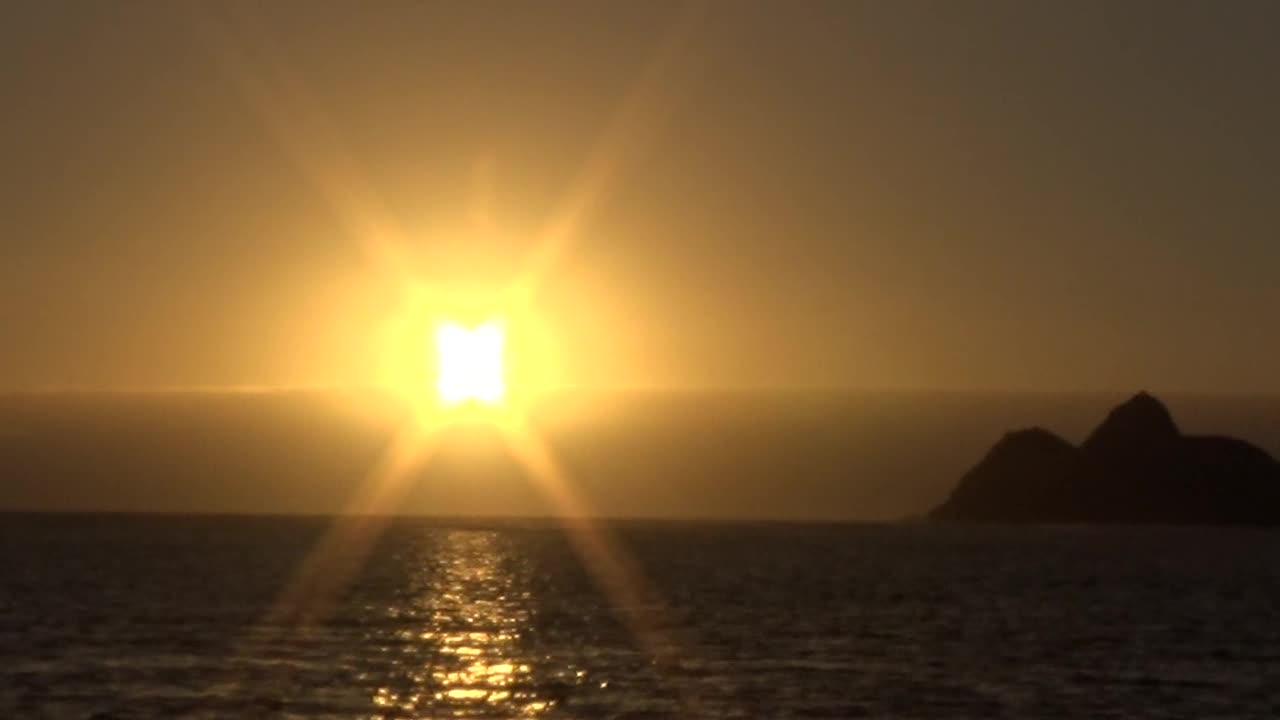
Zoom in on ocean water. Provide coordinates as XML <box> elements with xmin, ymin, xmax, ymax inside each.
<box><xmin>1</xmin><ymin>516</ymin><xmax>1279</xmax><ymax>719</ymax></box>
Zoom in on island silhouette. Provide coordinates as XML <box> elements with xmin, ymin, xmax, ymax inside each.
<box><xmin>931</xmin><ymin>392</ymin><xmax>1280</xmax><ymax>525</ymax></box>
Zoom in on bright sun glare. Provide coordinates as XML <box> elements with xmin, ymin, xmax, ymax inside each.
<box><xmin>435</xmin><ymin>321</ymin><xmax>506</xmax><ymax>405</ymax></box>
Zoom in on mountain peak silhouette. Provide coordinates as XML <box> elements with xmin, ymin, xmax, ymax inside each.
<box><xmin>931</xmin><ymin>392</ymin><xmax>1280</xmax><ymax>525</ymax></box>
<box><xmin>1081</xmin><ymin>391</ymin><xmax>1179</xmax><ymax>460</ymax></box>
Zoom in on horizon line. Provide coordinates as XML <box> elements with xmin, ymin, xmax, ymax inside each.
<box><xmin>0</xmin><ymin>507</ymin><xmax>901</xmax><ymax>526</ymax></box>
<box><xmin>3</xmin><ymin>384</ymin><xmax>1280</xmax><ymax>398</ymax></box>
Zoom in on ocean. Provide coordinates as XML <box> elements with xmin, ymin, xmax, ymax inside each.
<box><xmin>2</xmin><ymin>515</ymin><xmax>1278</xmax><ymax>718</ymax></box>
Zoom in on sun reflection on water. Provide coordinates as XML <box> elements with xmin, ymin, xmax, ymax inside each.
<box><xmin>368</xmin><ymin>530</ymin><xmax>560</xmax><ymax>718</ymax></box>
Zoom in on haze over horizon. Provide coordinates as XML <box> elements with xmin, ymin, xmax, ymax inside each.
<box><xmin>5</xmin><ymin>0</ymin><xmax>1280</xmax><ymax>394</ymax></box>
<box><xmin>1</xmin><ymin>389</ymin><xmax>1278</xmax><ymax>519</ymax></box>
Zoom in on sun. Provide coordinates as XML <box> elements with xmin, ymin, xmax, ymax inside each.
<box><xmin>435</xmin><ymin>320</ymin><xmax>506</xmax><ymax>405</ymax></box>
<box><xmin>378</xmin><ymin>290</ymin><xmax>558</xmax><ymax>411</ymax></box>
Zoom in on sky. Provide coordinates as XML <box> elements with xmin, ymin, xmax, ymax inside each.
<box><xmin>3</xmin><ymin>0</ymin><xmax>1279</xmax><ymax>393</ymax></box>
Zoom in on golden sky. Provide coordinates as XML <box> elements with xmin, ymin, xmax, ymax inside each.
<box><xmin>3</xmin><ymin>1</ymin><xmax>1279</xmax><ymax>393</ymax></box>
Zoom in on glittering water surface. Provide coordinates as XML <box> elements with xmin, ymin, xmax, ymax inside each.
<box><xmin>2</xmin><ymin>516</ymin><xmax>1280</xmax><ymax>718</ymax></box>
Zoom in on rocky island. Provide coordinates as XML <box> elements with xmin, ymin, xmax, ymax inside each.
<box><xmin>931</xmin><ymin>392</ymin><xmax>1280</xmax><ymax>525</ymax></box>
